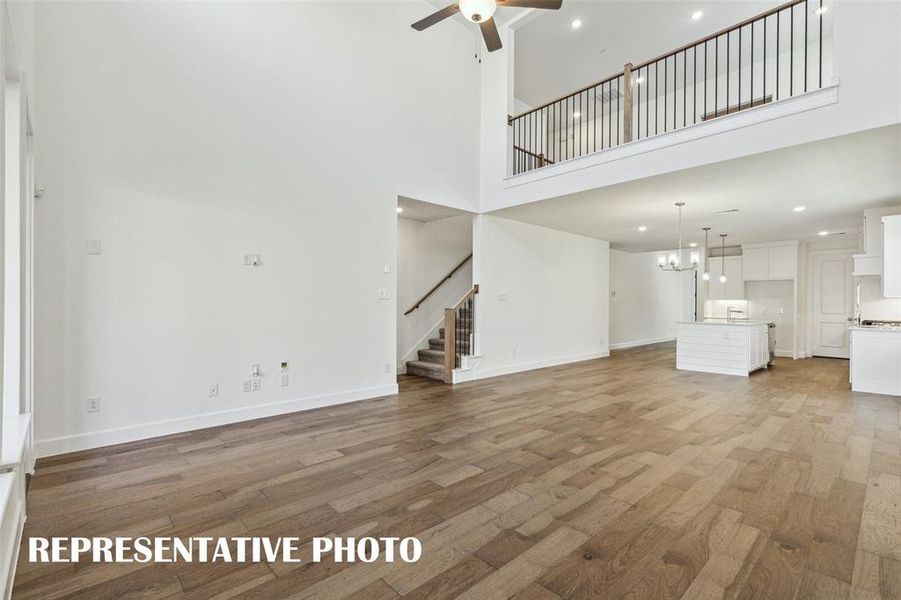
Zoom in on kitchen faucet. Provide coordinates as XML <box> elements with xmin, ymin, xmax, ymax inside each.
<box><xmin>727</xmin><ymin>306</ymin><xmax>745</xmax><ymax>322</ymax></box>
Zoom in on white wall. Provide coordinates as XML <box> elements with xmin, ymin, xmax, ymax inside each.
<box><xmin>471</xmin><ymin>215</ymin><xmax>609</xmax><ymax>378</ymax></box>
<box><xmin>397</xmin><ymin>214</ymin><xmax>472</xmax><ymax>368</ymax></box>
<box><xmin>609</xmin><ymin>248</ymin><xmax>693</xmax><ymax>349</ymax></box>
<box><xmin>3</xmin><ymin>82</ymin><xmax>19</xmax><ymax>416</ymax></box>
<box><xmin>32</xmin><ymin>1</ymin><xmax>480</xmax><ymax>456</ymax></box>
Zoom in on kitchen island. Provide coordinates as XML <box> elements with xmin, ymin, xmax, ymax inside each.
<box><xmin>676</xmin><ymin>320</ymin><xmax>772</xmax><ymax>376</ymax></box>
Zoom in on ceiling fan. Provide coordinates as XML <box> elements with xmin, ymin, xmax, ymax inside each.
<box><xmin>411</xmin><ymin>0</ymin><xmax>563</xmax><ymax>53</ymax></box>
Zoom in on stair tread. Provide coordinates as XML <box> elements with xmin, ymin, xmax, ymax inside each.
<box><xmin>406</xmin><ymin>359</ymin><xmax>443</xmax><ymax>368</ymax></box>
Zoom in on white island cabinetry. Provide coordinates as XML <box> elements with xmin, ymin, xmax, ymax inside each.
<box><xmin>676</xmin><ymin>321</ymin><xmax>770</xmax><ymax>376</ymax></box>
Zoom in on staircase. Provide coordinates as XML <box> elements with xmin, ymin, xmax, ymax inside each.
<box><xmin>404</xmin><ymin>298</ymin><xmax>475</xmax><ymax>383</ymax></box>
<box><xmin>405</xmin><ymin>327</ymin><xmax>453</xmax><ymax>381</ymax></box>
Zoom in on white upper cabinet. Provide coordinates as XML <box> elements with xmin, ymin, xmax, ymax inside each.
<box><xmin>742</xmin><ymin>248</ymin><xmax>769</xmax><ymax>280</ymax></box>
<box><xmin>883</xmin><ymin>215</ymin><xmax>901</xmax><ymax>297</ymax></box>
<box><xmin>854</xmin><ymin>206</ymin><xmax>901</xmax><ymax>277</ymax></box>
<box><xmin>741</xmin><ymin>242</ymin><xmax>798</xmax><ymax>281</ymax></box>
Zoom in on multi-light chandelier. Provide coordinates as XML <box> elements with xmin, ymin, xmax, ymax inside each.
<box><xmin>658</xmin><ymin>202</ymin><xmax>728</xmax><ymax>282</ymax></box>
<box><xmin>657</xmin><ymin>202</ymin><xmax>700</xmax><ymax>272</ymax></box>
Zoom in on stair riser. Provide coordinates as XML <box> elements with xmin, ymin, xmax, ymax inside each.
<box><xmin>418</xmin><ymin>349</ymin><xmax>445</xmax><ymax>364</ymax></box>
<box><xmin>406</xmin><ymin>364</ymin><xmax>445</xmax><ymax>381</ymax></box>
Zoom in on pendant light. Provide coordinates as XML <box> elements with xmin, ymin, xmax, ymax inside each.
<box><xmin>701</xmin><ymin>227</ymin><xmax>711</xmax><ymax>281</ymax></box>
<box><xmin>658</xmin><ymin>202</ymin><xmax>700</xmax><ymax>272</ymax></box>
<box><xmin>719</xmin><ymin>234</ymin><xmax>728</xmax><ymax>283</ymax></box>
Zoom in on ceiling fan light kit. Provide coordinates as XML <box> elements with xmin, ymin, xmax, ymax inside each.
<box><xmin>411</xmin><ymin>0</ymin><xmax>563</xmax><ymax>53</ymax></box>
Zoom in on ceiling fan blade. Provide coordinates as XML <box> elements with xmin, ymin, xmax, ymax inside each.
<box><xmin>411</xmin><ymin>3</ymin><xmax>460</xmax><ymax>31</ymax></box>
<box><xmin>497</xmin><ymin>0</ymin><xmax>563</xmax><ymax>9</ymax></box>
<box><xmin>479</xmin><ymin>17</ymin><xmax>503</xmax><ymax>52</ymax></box>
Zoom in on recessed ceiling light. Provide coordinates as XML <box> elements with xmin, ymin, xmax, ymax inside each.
<box><xmin>793</xmin><ymin>206</ymin><xmax>806</xmax><ymax>212</ymax></box>
<box><xmin>638</xmin><ymin>226</ymin><xmax>648</xmax><ymax>232</ymax></box>
<box><xmin>571</xmin><ymin>19</ymin><xmax>582</xmax><ymax>29</ymax></box>
<box><xmin>814</xmin><ymin>6</ymin><xmax>828</xmax><ymax>16</ymax></box>
<box><xmin>689</xmin><ymin>242</ymin><xmax>698</xmax><ymax>248</ymax></box>
<box><xmin>690</xmin><ymin>10</ymin><xmax>704</xmax><ymax>21</ymax></box>
<box><xmin>573</xmin><ymin>111</ymin><xmax>581</xmax><ymax>118</ymax></box>
<box><xmin>818</xmin><ymin>230</ymin><xmax>829</xmax><ymax>236</ymax></box>
<box><xmin>396</xmin><ymin>207</ymin><xmax>404</xmax><ymax>213</ymax></box>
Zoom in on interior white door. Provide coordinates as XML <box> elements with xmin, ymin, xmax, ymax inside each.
<box><xmin>812</xmin><ymin>252</ymin><xmax>854</xmax><ymax>359</ymax></box>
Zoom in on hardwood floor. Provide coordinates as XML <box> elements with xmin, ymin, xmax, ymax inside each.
<box><xmin>13</xmin><ymin>343</ymin><xmax>901</xmax><ymax>599</ymax></box>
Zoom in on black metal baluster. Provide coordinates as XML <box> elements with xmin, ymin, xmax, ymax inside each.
<box><xmin>727</xmin><ymin>31</ymin><xmax>730</xmax><ymax>114</ymax></box>
<box><xmin>777</xmin><ymin>9</ymin><xmax>781</xmax><ymax>100</ymax></box>
<box><xmin>764</xmin><ymin>16</ymin><xmax>767</xmax><ymax>102</ymax></box>
<box><xmin>819</xmin><ymin>0</ymin><xmax>823</xmax><ymax>88</ymax></box>
<box><xmin>751</xmin><ymin>21</ymin><xmax>755</xmax><ymax>105</ymax></box>
<box><xmin>694</xmin><ymin>46</ymin><xmax>698</xmax><ymax>124</ymax></box>
<box><xmin>655</xmin><ymin>61</ymin><xmax>659</xmax><ymax>135</ymax></box>
<box><xmin>804</xmin><ymin>0</ymin><xmax>808</xmax><ymax>92</ymax></box>
<box><xmin>637</xmin><ymin>73</ymin><xmax>641</xmax><ymax>139</ymax></box>
<box><xmin>790</xmin><ymin>4</ymin><xmax>794</xmax><ymax>96</ymax></box>
<box><xmin>607</xmin><ymin>80</ymin><xmax>612</xmax><ymax>147</ymax></box>
<box><xmin>616</xmin><ymin>77</ymin><xmax>620</xmax><ymax>145</ymax></box>
<box><xmin>715</xmin><ymin>36</ymin><xmax>719</xmax><ymax>117</ymax></box>
<box><xmin>739</xmin><ymin>26</ymin><xmax>742</xmax><ymax>111</ymax></box>
<box><xmin>646</xmin><ymin>66</ymin><xmax>650</xmax><ymax>138</ymax></box>
<box><xmin>705</xmin><ymin>41</ymin><xmax>709</xmax><ymax>119</ymax></box>
<box><xmin>664</xmin><ymin>55</ymin><xmax>668</xmax><ymax>132</ymax></box>
<box><xmin>683</xmin><ymin>51</ymin><xmax>687</xmax><ymax>128</ymax></box>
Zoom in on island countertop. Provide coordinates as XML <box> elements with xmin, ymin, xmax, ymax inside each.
<box><xmin>676</xmin><ymin>319</ymin><xmax>771</xmax><ymax>327</ymax></box>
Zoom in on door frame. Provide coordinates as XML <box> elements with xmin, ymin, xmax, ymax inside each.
<box><xmin>806</xmin><ymin>248</ymin><xmax>856</xmax><ymax>359</ymax></box>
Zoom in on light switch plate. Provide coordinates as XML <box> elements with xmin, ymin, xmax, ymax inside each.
<box><xmin>242</xmin><ymin>379</ymin><xmax>252</xmax><ymax>392</ymax></box>
<box><xmin>86</xmin><ymin>240</ymin><xmax>102</xmax><ymax>256</ymax></box>
<box><xmin>280</xmin><ymin>373</ymin><xmax>289</xmax><ymax>387</ymax></box>
<box><xmin>86</xmin><ymin>397</ymin><xmax>101</xmax><ymax>413</ymax></box>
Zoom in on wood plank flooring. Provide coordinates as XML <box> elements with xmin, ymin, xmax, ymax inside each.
<box><xmin>13</xmin><ymin>343</ymin><xmax>901</xmax><ymax>599</ymax></box>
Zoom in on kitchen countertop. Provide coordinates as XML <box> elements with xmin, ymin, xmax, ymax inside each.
<box><xmin>849</xmin><ymin>325</ymin><xmax>901</xmax><ymax>332</ymax></box>
<box><xmin>677</xmin><ymin>319</ymin><xmax>771</xmax><ymax>327</ymax></box>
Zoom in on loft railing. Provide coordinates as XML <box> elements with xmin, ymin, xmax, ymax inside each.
<box><xmin>509</xmin><ymin>0</ymin><xmax>830</xmax><ymax>175</ymax></box>
<box><xmin>403</xmin><ymin>254</ymin><xmax>473</xmax><ymax>316</ymax></box>
<box><xmin>443</xmin><ymin>285</ymin><xmax>478</xmax><ymax>383</ymax></box>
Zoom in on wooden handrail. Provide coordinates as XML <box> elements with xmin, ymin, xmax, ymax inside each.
<box><xmin>444</xmin><ymin>285</ymin><xmax>479</xmax><ymax>383</ymax></box>
<box><xmin>451</xmin><ymin>284</ymin><xmax>479</xmax><ymax>311</ymax></box>
<box><xmin>403</xmin><ymin>254</ymin><xmax>473</xmax><ymax>316</ymax></box>
<box><xmin>513</xmin><ymin>145</ymin><xmax>555</xmax><ymax>166</ymax></box>
<box><xmin>508</xmin><ymin>0</ymin><xmax>806</xmax><ymax>123</ymax></box>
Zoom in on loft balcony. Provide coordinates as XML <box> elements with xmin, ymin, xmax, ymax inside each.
<box><xmin>507</xmin><ymin>0</ymin><xmax>833</xmax><ymax>176</ymax></box>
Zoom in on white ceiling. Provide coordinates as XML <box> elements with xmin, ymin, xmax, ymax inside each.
<box><xmin>515</xmin><ymin>0</ymin><xmax>784</xmax><ymax>107</ymax></box>
<box><xmin>397</xmin><ymin>196</ymin><xmax>472</xmax><ymax>222</ymax></box>
<box><xmin>489</xmin><ymin>125</ymin><xmax>901</xmax><ymax>252</ymax></box>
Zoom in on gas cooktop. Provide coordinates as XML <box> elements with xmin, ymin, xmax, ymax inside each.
<box><xmin>861</xmin><ymin>320</ymin><xmax>901</xmax><ymax>329</ymax></box>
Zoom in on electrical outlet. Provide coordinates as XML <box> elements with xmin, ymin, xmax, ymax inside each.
<box><xmin>242</xmin><ymin>379</ymin><xmax>252</xmax><ymax>392</ymax></box>
<box><xmin>207</xmin><ymin>383</ymin><xmax>219</xmax><ymax>398</ymax></box>
<box><xmin>251</xmin><ymin>253</ymin><xmax>261</xmax><ymax>267</ymax></box>
<box><xmin>251</xmin><ymin>377</ymin><xmax>261</xmax><ymax>392</ymax></box>
<box><xmin>86</xmin><ymin>397</ymin><xmax>101</xmax><ymax>413</ymax></box>
<box><xmin>280</xmin><ymin>373</ymin><xmax>289</xmax><ymax>387</ymax></box>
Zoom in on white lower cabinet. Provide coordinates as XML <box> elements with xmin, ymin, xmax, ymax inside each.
<box><xmin>850</xmin><ymin>328</ymin><xmax>901</xmax><ymax>396</ymax></box>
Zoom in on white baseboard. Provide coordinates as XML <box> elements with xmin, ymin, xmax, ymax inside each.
<box><xmin>35</xmin><ymin>383</ymin><xmax>399</xmax><ymax>458</ymax></box>
<box><xmin>609</xmin><ymin>337</ymin><xmax>674</xmax><ymax>350</ymax></box>
<box><xmin>775</xmin><ymin>350</ymin><xmax>795</xmax><ymax>358</ymax></box>
<box><xmin>466</xmin><ymin>350</ymin><xmax>610</xmax><ymax>382</ymax></box>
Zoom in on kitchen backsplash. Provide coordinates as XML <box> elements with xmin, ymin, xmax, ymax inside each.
<box><xmin>859</xmin><ymin>277</ymin><xmax>901</xmax><ymax>320</ymax></box>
